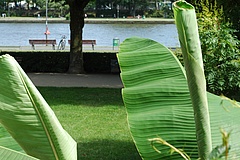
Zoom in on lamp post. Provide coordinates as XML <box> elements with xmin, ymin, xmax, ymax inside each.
<box><xmin>44</xmin><ymin>0</ymin><xmax>50</xmax><ymax>43</ymax></box>
<box><xmin>117</xmin><ymin>5</ymin><xmax>119</xmax><ymax>18</ymax></box>
<box><xmin>7</xmin><ymin>2</ymin><xmax>10</xmax><ymax>17</ymax></box>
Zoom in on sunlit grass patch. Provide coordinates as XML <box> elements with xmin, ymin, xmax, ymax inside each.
<box><xmin>38</xmin><ymin>87</ymin><xmax>141</xmax><ymax>160</ymax></box>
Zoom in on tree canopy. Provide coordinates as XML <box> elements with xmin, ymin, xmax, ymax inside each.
<box><xmin>186</xmin><ymin>0</ymin><xmax>240</xmax><ymax>39</ymax></box>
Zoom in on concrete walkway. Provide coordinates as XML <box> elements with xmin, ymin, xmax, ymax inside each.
<box><xmin>27</xmin><ymin>73</ymin><xmax>123</xmax><ymax>88</ymax></box>
<box><xmin>0</xmin><ymin>17</ymin><xmax>175</xmax><ymax>24</ymax></box>
<box><xmin>0</xmin><ymin>45</ymin><xmax>119</xmax><ymax>52</ymax></box>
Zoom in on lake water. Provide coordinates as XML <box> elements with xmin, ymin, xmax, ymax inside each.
<box><xmin>0</xmin><ymin>23</ymin><xmax>180</xmax><ymax>47</ymax></box>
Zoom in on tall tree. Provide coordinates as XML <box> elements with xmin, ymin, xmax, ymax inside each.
<box><xmin>65</xmin><ymin>0</ymin><xmax>91</xmax><ymax>73</ymax></box>
<box><xmin>127</xmin><ymin>0</ymin><xmax>148</xmax><ymax>17</ymax></box>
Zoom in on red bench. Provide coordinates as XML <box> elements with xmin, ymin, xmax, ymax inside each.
<box><xmin>29</xmin><ymin>39</ymin><xmax>57</xmax><ymax>50</ymax></box>
<box><xmin>68</xmin><ymin>40</ymin><xmax>96</xmax><ymax>50</ymax></box>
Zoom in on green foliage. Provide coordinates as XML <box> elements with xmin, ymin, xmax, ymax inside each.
<box><xmin>117</xmin><ymin>36</ymin><xmax>240</xmax><ymax>160</ymax></box>
<box><xmin>65</xmin><ymin>12</ymin><xmax>70</xmax><ymax>20</ymax></box>
<box><xmin>144</xmin><ymin>9</ymin><xmax>163</xmax><ymax>18</ymax></box>
<box><xmin>118</xmin><ymin>37</ymin><xmax>199</xmax><ymax>160</ymax></box>
<box><xmin>85</xmin><ymin>0</ymin><xmax>95</xmax><ymax>10</ymax></box>
<box><xmin>0</xmin><ymin>146</ymin><xmax>39</xmax><ymax>160</ymax></box>
<box><xmin>149</xmin><ymin>137</ymin><xmax>190</xmax><ymax>160</ymax></box>
<box><xmin>172</xmin><ymin>48</ymin><xmax>184</xmax><ymax>66</ymax></box>
<box><xmin>209</xmin><ymin>128</ymin><xmax>231</xmax><ymax>160</ymax></box>
<box><xmin>150</xmin><ymin>129</ymin><xmax>232</xmax><ymax>160</ymax></box>
<box><xmin>218</xmin><ymin>0</ymin><xmax>240</xmax><ymax>39</ymax></box>
<box><xmin>161</xmin><ymin>3</ymin><xmax>174</xmax><ymax>18</ymax></box>
<box><xmin>188</xmin><ymin>0</ymin><xmax>240</xmax><ymax>39</ymax></box>
<box><xmin>197</xmin><ymin>0</ymin><xmax>240</xmax><ymax>96</ymax></box>
<box><xmin>0</xmin><ymin>54</ymin><xmax>77</xmax><ymax>159</ymax></box>
<box><xmin>173</xmin><ymin>1</ymin><xmax>212</xmax><ymax>158</ymax></box>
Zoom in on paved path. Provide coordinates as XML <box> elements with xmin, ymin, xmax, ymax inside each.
<box><xmin>28</xmin><ymin>73</ymin><xmax>123</xmax><ymax>88</ymax></box>
<box><xmin>0</xmin><ymin>17</ymin><xmax>175</xmax><ymax>24</ymax></box>
<box><xmin>0</xmin><ymin>45</ymin><xmax>118</xmax><ymax>52</ymax></box>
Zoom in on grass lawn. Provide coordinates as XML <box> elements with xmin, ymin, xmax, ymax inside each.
<box><xmin>38</xmin><ymin>87</ymin><xmax>141</xmax><ymax>160</ymax></box>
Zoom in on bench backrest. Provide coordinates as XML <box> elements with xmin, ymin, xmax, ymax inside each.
<box><xmin>29</xmin><ymin>40</ymin><xmax>57</xmax><ymax>45</ymax></box>
<box><xmin>68</xmin><ymin>40</ymin><xmax>96</xmax><ymax>45</ymax></box>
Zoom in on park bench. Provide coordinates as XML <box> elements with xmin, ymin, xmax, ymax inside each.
<box><xmin>29</xmin><ymin>39</ymin><xmax>57</xmax><ymax>50</ymax></box>
<box><xmin>68</xmin><ymin>40</ymin><xmax>96</xmax><ymax>50</ymax></box>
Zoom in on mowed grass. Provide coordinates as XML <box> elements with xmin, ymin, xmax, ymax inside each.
<box><xmin>38</xmin><ymin>87</ymin><xmax>141</xmax><ymax>160</ymax></box>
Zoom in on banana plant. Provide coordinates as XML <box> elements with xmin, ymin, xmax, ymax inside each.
<box><xmin>0</xmin><ymin>54</ymin><xmax>77</xmax><ymax>159</ymax></box>
<box><xmin>173</xmin><ymin>0</ymin><xmax>212</xmax><ymax>158</ymax></box>
<box><xmin>0</xmin><ymin>146</ymin><xmax>39</xmax><ymax>160</ymax></box>
<box><xmin>0</xmin><ymin>124</ymin><xmax>23</xmax><ymax>153</ymax></box>
<box><xmin>117</xmin><ymin>36</ymin><xmax>240</xmax><ymax>159</ymax></box>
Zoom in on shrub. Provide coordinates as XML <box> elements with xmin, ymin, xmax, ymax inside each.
<box><xmin>0</xmin><ymin>51</ymin><xmax>118</xmax><ymax>73</ymax></box>
<box><xmin>144</xmin><ymin>10</ymin><xmax>164</xmax><ymax>18</ymax></box>
<box><xmin>197</xmin><ymin>1</ymin><xmax>240</xmax><ymax>97</ymax></box>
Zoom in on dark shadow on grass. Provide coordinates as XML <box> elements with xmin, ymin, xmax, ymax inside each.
<box><xmin>77</xmin><ymin>139</ymin><xmax>141</xmax><ymax>160</ymax></box>
<box><xmin>38</xmin><ymin>87</ymin><xmax>124</xmax><ymax>107</ymax></box>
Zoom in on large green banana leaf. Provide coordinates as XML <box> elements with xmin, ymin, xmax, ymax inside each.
<box><xmin>0</xmin><ymin>146</ymin><xmax>39</xmax><ymax>160</ymax></box>
<box><xmin>0</xmin><ymin>54</ymin><xmax>77</xmax><ymax>160</ymax></box>
<box><xmin>0</xmin><ymin>124</ymin><xmax>24</xmax><ymax>153</ymax></box>
<box><xmin>173</xmin><ymin>1</ymin><xmax>211</xmax><ymax>158</ymax></box>
<box><xmin>117</xmin><ymin>37</ymin><xmax>240</xmax><ymax>159</ymax></box>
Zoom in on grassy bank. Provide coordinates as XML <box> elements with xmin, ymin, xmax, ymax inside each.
<box><xmin>38</xmin><ymin>87</ymin><xmax>141</xmax><ymax>160</ymax></box>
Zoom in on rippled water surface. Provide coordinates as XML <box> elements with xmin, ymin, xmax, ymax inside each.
<box><xmin>0</xmin><ymin>23</ymin><xmax>179</xmax><ymax>47</ymax></box>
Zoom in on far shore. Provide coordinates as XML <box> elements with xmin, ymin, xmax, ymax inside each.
<box><xmin>0</xmin><ymin>17</ymin><xmax>175</xmax><ymax>24</ymax></box>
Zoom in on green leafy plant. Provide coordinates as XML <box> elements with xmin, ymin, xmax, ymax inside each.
<box><xmin>117</xmin><ymin>1</ymin><xmax>240</xmax><ymax>158</ymax></box>
<box><xmin>173</xmin><ymin>1</ymin><xmax>212</xmax><ymax>158</ymax></box>
<box><xmin>0</xmin><ymin>54</ymin><xmax>77</xmax><ymax>159</ymax></box>
<box><xmin>117</xmin><ymin>36</ymin><xmax>240</xmax><ymax>159</ymax></box>
<box><xmin>149</xmin><ymin>128</ymin><xmax>232</xmax><ymax>160</ymax></box>
<box><xmin>197</xmin><ymin>0</ymin><xmax>240</xmax><ymax>96</ymax></box>
<box><xmin>144</xmin><ymin>10</ymin><xmax>164</xmax><ymax>18</ymax></box>
<box><xmin>0</xmin><ymin>146</ymin><xmax>39</xmax><ymax>160</ymax></box>
<box><xmin>209</xmin><ymin>128</ymin><xmax>231</xmax><ymax>160</ymax></box>
<box><xmin>149</xmin><ymin>137</ymin><xmax>191</xmax><ymax>160</ymax></box>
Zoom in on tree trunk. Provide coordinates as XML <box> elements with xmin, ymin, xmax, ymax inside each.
<box><xmin>68</xmin><ymin>1</ymin><xmax>85</xmax><ymax>74</ymax></box>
